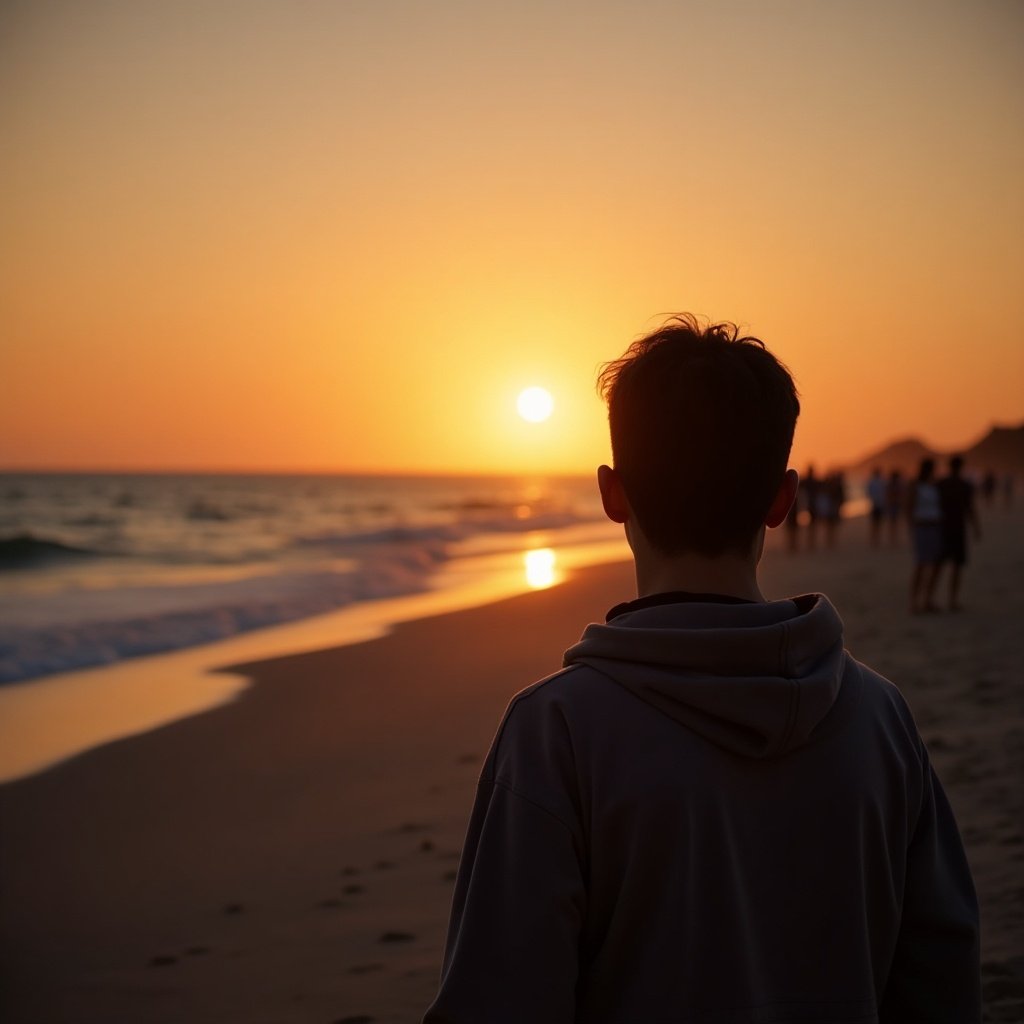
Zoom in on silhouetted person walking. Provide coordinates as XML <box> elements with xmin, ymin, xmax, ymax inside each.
<box><xmin>937</xmin><ymin>456</ymin><xmax>981</xmax><ymax>611</ymax></box>
<box><xmin>981</xmin><ymin>470</ymin><xmax>997</xmax><ymax>506</ymax></box>
<box><xmin>824</xmin><ymin>471</ymin><xmax>845</xmax><ymax>547</ymax></box>
<box><xmin>908</xmin><ymin>458</ymin><xmax>943</xmax><ymax>614</ymax></box>
<box><xmin>867</xmin><ymin>467</ymin><xmax>886</xmax><ymax>547</ymax></box>
<box><xmin>885</xmin><ymin>469</ymin><xmax>905</xmax><ymax>546</ymax></box>
<box><xmin>803</xmin><ymin>464</ymin><xmax>820</xmax><ymax>549</ymax></box>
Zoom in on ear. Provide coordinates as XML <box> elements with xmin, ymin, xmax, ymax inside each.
<box><xmin>597</xmin><ymin>464</ymin><xmax>630</xmax><ymax>524</ymax></box>
<box><xmin>765</xmin><ymin>468</ymin><xmax>800</xmax><ymax>529</ymax></box>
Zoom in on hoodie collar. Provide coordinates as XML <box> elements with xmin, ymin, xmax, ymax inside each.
<box><xmin>606</xmin><ymin>590</ymin><xmax>755</xmax><ymax>622</ymax></box>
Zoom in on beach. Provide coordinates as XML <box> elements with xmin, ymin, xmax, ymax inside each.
<box><xmin>1</xmin><ymin>505</ymin><xmax>1021</xmax><ymax>1023</ymax></box>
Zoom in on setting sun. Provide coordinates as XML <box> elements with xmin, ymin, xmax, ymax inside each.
<box><xmin>516</xmin><ymin>387</ymin><xmax>554</xmax><ymax>423</ymax></box>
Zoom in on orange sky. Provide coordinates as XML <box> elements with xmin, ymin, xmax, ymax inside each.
<box><xmin>2</xmin><ymin>0</ymin><xmax>1022</xmax><ymax>475</ymax></box>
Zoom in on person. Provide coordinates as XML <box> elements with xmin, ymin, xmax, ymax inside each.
<box><xmin>866</xmin><ymin>466</ymin><xmax>887</xmax><ymax>546</ymax></box>
<box><xmin>423</xmin><ymin>315</ymin><xmax>979</xmax><ymax>1024</ymax></box>
<box><xmin>802</xmin><ymin>463</ymin><xmax>820</xmax><ymax>549</ymax></box>
<box><xmin>981</xmin><ymin>469</ymin><xmax>997</xmax><ymax>507</ymax></box>
<box><xmin>824</xmin><ymin>471</ymin><xmax>846</xmax><ymax>547</ymax></box>
<box><xmin>907</xmin><ymin>458</ymin><xmax>944</xmax><ymax>614</ymax></box>
<box><xmin>885</xmin><ymin>468</ymin><xmax>905</xmax><ymax>545</ymax></box>
<box><xmin>936</xmin><ymin>455</ymin><xmax>981</xmax><ymax>611</ymax></box>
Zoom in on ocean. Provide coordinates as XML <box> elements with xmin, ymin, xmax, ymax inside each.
<box><xmin>0</xmin><ymin>471</ymin><xmax>624</xmax><ymax>686</ymax></box>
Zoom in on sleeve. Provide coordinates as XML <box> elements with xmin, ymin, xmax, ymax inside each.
<box><xmin>879</xmin><ymin>753</ymin><xmax>981</xmax><ymax>1023</ymax></box>
<box><xmin>423</xmin><ymin>700</ymin><xmax>587</xmax><ymax>1024</ymax></box>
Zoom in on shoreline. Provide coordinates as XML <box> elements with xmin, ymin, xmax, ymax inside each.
<box><xmin>0</xmin><ymin>535</ymin><xmax>629</xmax><ymax>784</ymax></box>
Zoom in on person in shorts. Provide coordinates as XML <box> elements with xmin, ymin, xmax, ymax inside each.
<box><xmin>908</xmin><ymin>457</ymin><xmax>943</xmax><ymax>613</ymax></box>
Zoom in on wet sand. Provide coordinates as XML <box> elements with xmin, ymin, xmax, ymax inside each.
<box><xmin>1</xmin><ymin>505</ymin><xmax>1021</xmax><ymax>1023</ymax></box>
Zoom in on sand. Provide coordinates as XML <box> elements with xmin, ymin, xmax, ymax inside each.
<box><xmin>1</xmin><ymin>504</ymin><xmax>1021</xmax><ymax>1023</ymax></box>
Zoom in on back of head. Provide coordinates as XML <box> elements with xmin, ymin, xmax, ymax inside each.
<box><xmin>598</xmin><ymin>314</ymin><xmax>800</xmax><ymax>558</ymax></box>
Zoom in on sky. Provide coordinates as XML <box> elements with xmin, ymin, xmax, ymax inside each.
<box><xmin>2</xmin><ymin>0</ymin><xmax>1022</xmax><ymax>475</ymax></box>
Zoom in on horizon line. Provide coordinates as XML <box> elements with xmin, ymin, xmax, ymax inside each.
<box><xmin>0</xmin><ymin>464</ymin><xmax>598</xmax><ymax>479</ymax></box>
<box><xmin>2</xmin><ymin>419</ymin><xmax>1019</xmax><ymax>479</ymax></box>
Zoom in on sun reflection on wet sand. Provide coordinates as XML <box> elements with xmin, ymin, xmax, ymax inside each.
<box><xmin>524</xmin><ymin>547</ymin><xmax>560</xmax><ymax>589</ymax></box>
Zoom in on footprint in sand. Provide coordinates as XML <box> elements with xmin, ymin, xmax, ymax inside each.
<box><xmin>396</xmin><ymin>821</ymin><xmax>433</xmax><ymax>834</ymax></box>
<box><xmin>341</xmin><ymin>866</ymin><xmax>361</xmax><ymax>876</ymax></box>
<box><xmin>419</xmin><ymin>839</ymin><xmax>435</xmax><ymax>853</ymax></box>
<box><xmin>184</xmin><ymin>945</ymin><xmax>210</xmax><ymax>956</ymax></box>
<box><xmin>149</xmin><ymin>954</ymin><xmax>178</xmax><ymax>967</ymax></box>
<box><xmin>456</xmin><ymin>753</ymin><xmax>478</xmax><ymax>765</ymax></box>
<box><xmin>378</xmin><ymin>930</ymin><xmax>416</xmax><ymax>943</ymax></box>
<box><xmin>342</xmin><ymin>883</ymin><xmax>366</xmax><ymax>894</ymax></box>
<box><xmin>331</xmin><ymin>1016</ymin><xmax>375</xmax><ymax>1023</ymax></box>
<box><xmin>441</xmin><ymin>870</ymin><xmax>458</xmax><ymax>882</ymax></box>
<box><xmin>348</xmin><ymin>963</ymin><xmax>384</xmax><ymax>975</ymax></box>
<box><xmin>223</xmin><ymin>902</ymin><xmax>246</xmax><ymax>915</ymax></box>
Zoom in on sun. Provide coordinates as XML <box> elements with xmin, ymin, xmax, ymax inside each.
<box><xmin>516</xmin><ymin>386</ymin><xmax>554</xmax><ymax>423</ymax></box>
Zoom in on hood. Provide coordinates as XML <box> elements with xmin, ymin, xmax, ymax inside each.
<box><xmin>562</xmin><ymin>594</ymin><xmax>848</xmax><ymax>758</ymax></box>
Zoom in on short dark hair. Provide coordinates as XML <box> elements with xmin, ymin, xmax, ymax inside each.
<box><xmin>598</xmin><ymin>314</ymin><xmax>800</xmax><ymax>557</ymax></box>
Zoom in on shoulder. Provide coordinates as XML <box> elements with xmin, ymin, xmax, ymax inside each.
<box><xmin>845</xmin><ymin>655</ymin><xmax>926</xmax><ymax>758</ymax></box>
<box><xmin>848</xmin><ymin>656</ymin><xmax>912</xmax><ymax>714</ymax></box>
<box><xmin>479</xmin><ymin>665</ymin><xmax>608</xmax><ymax>832</ymax></box>
<box><xmin>487</xmin><ymin>664</ymin><xmax>612</xmax><ymax>760</ymax></box>
<box><xmin>506</xmin><ymin>663</ymin><xmax>612</xmax><ymax>712</ymax></box>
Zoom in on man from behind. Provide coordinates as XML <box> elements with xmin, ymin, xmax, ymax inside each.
<box><xmin>424</xmin><ymin>315</ymin><xmax>980</xmax><ymax>1023</ymax></box>
<box><xmin>937</xmin><ymin>455</ymin><xmax>981</xmax><ymax>612</ymax></box>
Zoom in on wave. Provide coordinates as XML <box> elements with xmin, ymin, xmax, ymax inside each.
<box><xmin>0</xmin><ymin>548</ymin><xmax>441</xmax><ymax>684</ymax></box>
<box><xmin>292</xmin><ymin>510</ymin><xmax>587</xmax><ymax>550</ymax></box>
<box><xmin>185</xmin><ymin>499</ymin><xmax>234</xmax><ymax>522</ymax></box>
<box><xmin>0</xmin><ymin>534</ymin><xmax>99</xmax><ymax>570</ymax></box>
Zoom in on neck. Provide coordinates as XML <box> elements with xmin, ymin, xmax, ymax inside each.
<box><xmin>630</xmin><ymin>535</ymin><xmax>766</xmax><ymax>603</ymax></box>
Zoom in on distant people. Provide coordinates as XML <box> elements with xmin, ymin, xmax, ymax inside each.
<box><xmin>866</xmin><ymin>467</ymin><xmax>887</xmax><ymax>547</ymax></box>
<box><xmin>825</xmin><ymin>472</ymin><xmax>846</xmax><ymax>547</ymax></box>
<box><xmin>981</xmin><ymin>470</ymin><xmax>997</xmax><ymax>507</ymax></box>
<box><xmin>908</xmin><ymin>458</ymin><xmax>943</xmax><ymax>614</ymax></box>
<box><xmin>1003</xmin><ymin>473</ymin><xmax>1015</xmax><ymax>510</ymax></box>
<box><xmin>936</xmin><ymin>456</ymin><xmax>981</xmax><ymax>612</ymax></box>
<box><xmin>885</xmin><ymin>469</ymin><xmax>905</xmax><ymax>546</ymax></box>
<box><xmin>811</xmin><ymin>472</ymin><xmax>844</xmax><ymax>549</ymax></box>
<box><xmin>802</xmin><ymin>465</ymin><xmax>820</xmax><ymax>549</ymax></box>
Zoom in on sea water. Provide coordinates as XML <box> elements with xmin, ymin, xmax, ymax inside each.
<box><xmin>0</xmin><ymin>471</ymin><xmax>622</xmax><ymax>685</ymax></box>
